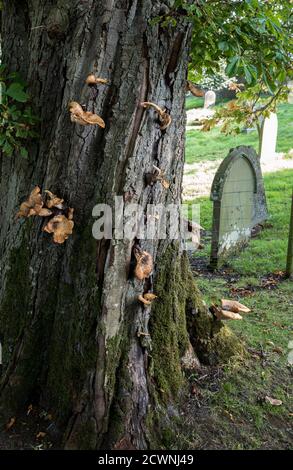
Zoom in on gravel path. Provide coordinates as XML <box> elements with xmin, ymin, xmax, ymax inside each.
<box><xmin>183</xmin><ymin>152</ymin><xmax>293</xmax><ymax>200</ymax></box>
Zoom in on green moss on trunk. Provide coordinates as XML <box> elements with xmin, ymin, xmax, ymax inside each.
<box><xmin>149</xmin><ymin>246</ymin><xmax>244</xmax><ymax>400</ymax></box>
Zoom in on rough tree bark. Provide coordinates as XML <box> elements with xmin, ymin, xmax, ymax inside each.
<box><xmin>0</xmin><ymin>0</ymin><xmax>241</xmax><ymax>449</ymax></box>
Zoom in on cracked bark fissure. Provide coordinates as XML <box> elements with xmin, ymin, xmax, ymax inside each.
<box><xmin>0</xmin><ymin>0</ymin><xmax>239</xmax><ymax>450</ymax></box>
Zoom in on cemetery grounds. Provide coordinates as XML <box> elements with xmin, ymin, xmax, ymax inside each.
<box><xmin>177</xmin><ymin>97</ymin><xmax>293</xmax><ymax>450</ymax></box>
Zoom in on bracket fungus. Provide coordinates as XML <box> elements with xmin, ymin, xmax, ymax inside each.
<box><xmin>221</xmin><ymin>299</ymin><xmax>251</xmax><ymax>314</ymax></box>
<box><xmin>210</xmin><ymin>304</ymin><xmax>243</xmax><ymax>321</ymax></box>
<box><xmin>86</xmin><ymin>74</ymin><xmax>108</xmax><ymax>86</ymax></box>
<box><xmin>145</xmin><ymin>165</ymin><xmax>170</xmax><ymax>189</ymax></box>
<box><xmin>141</xmin><ymin>101</ymin><xmax>172</xmax><ymax>130</ymax></box>
<box><xmin>133</xmin><ymin>247</ymin><xmax>153</xmax><ymax>281</ymax></box>
<box><xmin>68</xmin><ymin>101</ymin><xmax>105</xmax><ymax>128</ymax></box>
<box><xmin>16</xmin><ymin>186</ymin><xmax>52</xmax><ymax>218</ymax></box>
<box><xmin>138</xmin><ymin>292</ymin><xmax>157</xmax><ymax>306</ymax></box>
<box><xmin>43</xmin><ymin>208</ymin><xmax>74</xmax><ymax>244</ymax></box>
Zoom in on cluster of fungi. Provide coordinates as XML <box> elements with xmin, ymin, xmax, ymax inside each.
<box><xmin>210</xmin><ymin>299</ymin><xmax>251</xmax><ymax>321</ymax></box>
<box><xmin>16</xmin><ymin>73</ymin><xmax>174</xmax><ymax>302</ymax></box>
<box><xmin>17</xmin><ymin>186</ymin><xmax>74</xmax><ymax>244</ymax></box>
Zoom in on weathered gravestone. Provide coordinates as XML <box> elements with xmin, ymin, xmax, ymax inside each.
<box><xmin>204</xmin><ymin>90</ymin><xmax>216</xmax><ymax>109</ymax></box>
<box><xmin>210</xmin><ymin>146</ymin><xmax>268</xmax><ymax>269</ymax></box>
<box><xmin>260</xmin><ymin>112</ymin><xmax>278</xmax><ymax>161</ymax></box>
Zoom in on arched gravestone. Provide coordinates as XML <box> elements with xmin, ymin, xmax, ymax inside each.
<box><xmin>210</xmin><ymin>146</ymin><xmax>268</xmax><ymax>269</ymax></box>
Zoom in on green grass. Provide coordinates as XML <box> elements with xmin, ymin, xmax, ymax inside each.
<box><xmin>193</xmin><ymin>170</ymin><xmax>293</xmax><ymax>275</ymax></box>
<box><xmin>182</xmin><ymin>96</ymin><xmax>293</xmax><ymax>449</ymax></box>
<box><xmin>185</xmin><ymin>95</ymin><xmax>230</xmax><ymax>111</ymax></box>
<box><xmin>185</xmin><ymin>102</ymin><xmax>293</xmax><ymax>164</ymax></box>
<box><xmin>185</xmin><ymin>95</ymin><xmax>205</xmax><ymax>110</ymax></box>
<box><xmin>183</xmin><ymin>170</ymin><xmax>293</xmax><ymax>449</ymax></box>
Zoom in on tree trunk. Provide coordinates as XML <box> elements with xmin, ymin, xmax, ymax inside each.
<box><xmin>0</xmin><ymin>0</ymin><xmax>241</xmax><ymax>449</ymax></box>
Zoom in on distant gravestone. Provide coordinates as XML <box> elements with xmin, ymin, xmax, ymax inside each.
<box><xmin>260</xmin><ymin>112</ymin><xmax>278</xmax><ymax>161</ymax></box>
<box><xmin>210</xmin><ymin>146</ymin><xmax>268</xmax><ymax>269</ymax></box>
<box><xmin>288</xmin><ymin>80</ymin><xmax>293</xmax><ymax>104</ymax></box>
<box><xmin>204</xmin><ymin>90</ymin><xmax>216</xmax><ymax>109</ymax></box>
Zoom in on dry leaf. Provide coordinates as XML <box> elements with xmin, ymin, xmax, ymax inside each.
<box><xmin>17</xmin><ymin>186</ymin><xmax>52</xmax><ymax>218</ymax></box>
<box><xmin>272</xmin><ymin>346</ymin><xmax>283</xmax><ymax>355</ymax></box>
<box><xmin>45</xmin><ymin>190</ymin><xmax>64</xmax><ymax>209</ymax></box>
<box><xmin>221</xmin><ymin>299</ymin><xmax>251</xmax><ymax>313</ymax></box>
<box><xmin>141</xmin><ymin>101</ymin><xmax>172</xmax><ymax>130</ymax></box>
<box><xmin>43</xmin><ymin>209</ymin><xmax>74</xmax><ymax>244</ymax></box>
<box><xmin>6</xmin><ymin>417</ymin><xmax>16</xmax><ymax>431</ymax></box>
<box><xmin>186</xmin><ymin>81</ymin><xmax>205</xmax><ymax>97</ymax></box>
<box><xmin>134</xmin><ymin>247</ymin><xmax>153</xmax><ymax>280</ymax></box>
<box><xmin>228</xmin><ymin>82</ymin><xmax>245</xmax><ymax>92</ymax></box>
<box><xmin>68</xmin><ymin>101</ymin><xmax>105</xmax><ymax>128</ymax></box>
<box><xmin>86</xmin><ymin>74</ymin><xmax>108</xmax><ymax>85</ymax></box>
<box><xmin>36</xmin><ymin>431</ymin><xmax>47</xmax><ymax>439</ymax></box>
<box><xmin>265</xmin><ymin>396</ymin><xmax>283</xmax><ymax>406</ymax></box>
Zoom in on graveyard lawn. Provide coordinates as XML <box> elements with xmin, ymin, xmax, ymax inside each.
<box><xmin>185</xmin><ymin>102</ymin><xmax>293</xmax><ymax>164</ymax></box>
<box><xmin>182</xmin><ymin>169</ymin><xmax>293</xmax><ymax>450</ymax></box>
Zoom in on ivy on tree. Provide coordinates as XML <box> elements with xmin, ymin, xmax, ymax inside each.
<box><xmin>0</xmin><ymin>65</ymin><xmax>39</xmax><ymax>158</ymax></box>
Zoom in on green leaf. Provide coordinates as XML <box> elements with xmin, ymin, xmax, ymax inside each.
<box><xmin>218</xmin><ymin>41</ymin><xmax>229</xmax><ymax>52</ymax></box>
<box><xmin>225</xmin><ymin>56</ymin><xmax>239</xmax><ymax>76</ymax></box>
<box><xmin>20</xmin><ymin>147</ymin><xmax>28</xmax><ymax>158</ymax></box>
<box><xmin>243</xmin><ymin>64</ymin><xmax>252</xmax><ymax>84</ymax></box>
<box><xmin>2</xmin><ymin>140</ymin><xmax>13</xmax><ymax>155</ymax></box>
<box><xmin>6</xmin><ymin>83</ymin><xmax>29</xmax><ymax>103</ymax></box>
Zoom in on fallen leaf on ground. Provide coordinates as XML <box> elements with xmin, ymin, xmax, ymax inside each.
<box><xmin>272</xmin><ymin>346</ymin><xmax>283</xmax><ymax>355</ymax></box>
<box><xmin>265</xmin><ymin>396</ymin><xmax>283</xmax><ymax>406</ymax></box>
<box><xmin>229</xmin><ymin>286</ymin><xmax>255</xmax><ymax>297</ymax></box>
<box><xmin>36</xmin><ymin>431</ymin><xmax>46</xmax><ymax>439</ymax></box>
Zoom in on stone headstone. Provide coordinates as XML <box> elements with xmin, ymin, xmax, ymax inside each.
<box><xmin>204</xmin><ymin>90</ymin><xmax>216</xmax><ymax>109</ymax></box>
<box><xmin>260</xmin><ymin>112</ymin><xmax>278</xmax><ymax>161</ymax></box>
<box><xmin>288</xmin><ymin>80</ymin><xmax>293</xmax><ymax>104</ymax></box>
<box><xmin>210</xmin><ymin>146</ymin><xmax>268</xmax><ymax>269</ymax></box>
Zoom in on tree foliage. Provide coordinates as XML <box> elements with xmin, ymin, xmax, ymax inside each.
<box><xmin>178</xmin><ymin>0</ymin><xmax>292</xmax><ymax>88</ymax></box>
<box><xmin>0</xmin><ymin>65</ymin><xmax>39</xmax><ymax>157</ymax></box>
<box><xmin>158</xmin><ymin>0</ymin><xmax>293</xmax><ymax>131</ymax></box>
